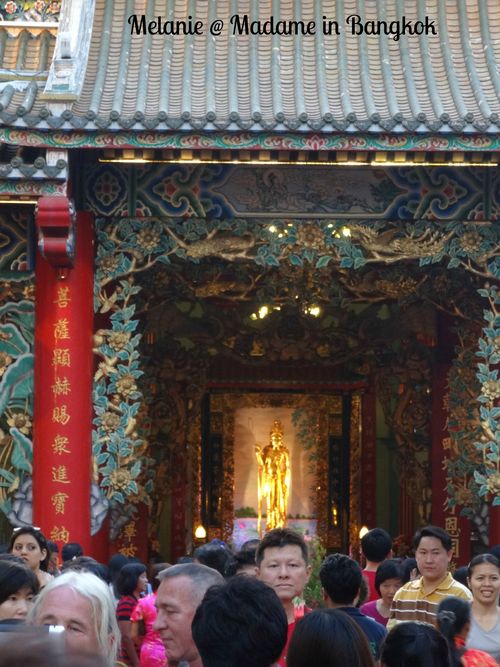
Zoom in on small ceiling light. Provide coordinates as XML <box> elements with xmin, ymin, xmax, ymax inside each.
<box><xmin>304</xmin><ymin>305</ymin><xmax>321</xmax><ymax>317</ymax></box>
<box><xmin>258</xmin><ymin>305</ymin><xmax>270</xmax><ymax>319</ymax></box>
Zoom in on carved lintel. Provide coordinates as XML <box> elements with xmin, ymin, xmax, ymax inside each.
<box><xmin>35</xmin><ymin>195</ymin><xmax>75</xmax><ymax>268</ymax></box>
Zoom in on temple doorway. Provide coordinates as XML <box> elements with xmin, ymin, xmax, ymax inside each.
<box><xmin>90</xmin><ymin>217</ymin><xmax>485</xmax><ymax>560</ymax></box>
<box><xmin>201</xmin><ymin>392</ymin><xmax>358</xmax><ymax>554</ymax></box>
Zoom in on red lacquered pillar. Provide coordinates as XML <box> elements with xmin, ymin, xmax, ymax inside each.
<box><xmin>361</xmin><ymin>380</ymin><xmax>376</xmax><ymax>529</ymax></box>
<box><xmin>490</xmin><ymin>505</ymin><xmax>500</xmax><ymax>546</ymax></box>
<box><xmin>33</xmin><ymin>200</ymin><xmax>94</xmax><ymax>554</ymax></box>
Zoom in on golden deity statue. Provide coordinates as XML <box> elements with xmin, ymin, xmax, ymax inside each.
<box><xmin>255</xmin><ymin>420</ymin><xmax>291</xmax><ymax>536</ymax></box>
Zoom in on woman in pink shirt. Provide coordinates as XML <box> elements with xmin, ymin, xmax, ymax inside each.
<box><xmin>360</xmin><ymin>560</ymin><xmax>402</xmax><ymax>627</ymax></box>
<box><xmin>131</xmin><ymin>563</ymin><xmax>170</xmax><ymax>667</ymax></box>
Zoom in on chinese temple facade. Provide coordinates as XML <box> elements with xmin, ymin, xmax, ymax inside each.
<box><xmin>0</xmin><ymin>0</ymin><xmax>499</xmax><ymax>563</ymax></box>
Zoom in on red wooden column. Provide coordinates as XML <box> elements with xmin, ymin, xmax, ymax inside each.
<box><xmin>490</xmin><ymin>506</ymin><xmax>500</xmax><ymax>546</ymax></box>
<box><xmin>171</xmin><ymin>452</ymin><xmax>188</xmax><ymax>561</ymax></box>
<box><xmin>361</xmin><ymin>381</ymin><xmax>377</xmax><ymax>529</ymax></box>
<box><xmin>33</xmin><ymin>199</ymin><xmax>94</xmax><ymax>554</ymax></box>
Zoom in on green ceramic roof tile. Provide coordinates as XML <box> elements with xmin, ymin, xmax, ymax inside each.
<box><xmin>0</xmin><ymin>0</ymin><xmax>499</xmax><ymax>134</ymax></box>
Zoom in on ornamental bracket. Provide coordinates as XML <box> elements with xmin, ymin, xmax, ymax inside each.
<box><xmin>36</xmin><ymin>196</ymin><xmax>76</xmax><ymax>269</ymax></box>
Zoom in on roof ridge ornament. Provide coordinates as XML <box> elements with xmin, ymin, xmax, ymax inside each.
<box><xmin>36</xmin><ymin>195</ymin><xmax>75</xmax><ymax>270</ymax></box>
<box><xmin>43</xmin><ymin>0</ymin><xmax>96</xmax><ymax>100</ymax></box>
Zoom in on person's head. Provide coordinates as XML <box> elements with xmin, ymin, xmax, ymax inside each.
<box><xmin>176</xmin><ymin>555</ymin><xmax>194</xmax><ymax>564</ymax></box>
<box><xmin>107</xmin><ymin>553</ymin><xmax>128</xmax><ymax>575</ymax></box>
<box><xmin>437</xmin><ymin>596</ymin><xmax>472</xmax><ymax>667</ymax></box>
<box><xmin>0</xmin><ymin>552</ymin><xmax>25</xmax><ymax>565</ymax></box>
<box><xmin>107</xmin><ymin>553</ymin><xmax>128</xmax><ymax>598</ymax></box>
<box><xmin>192</xmin><ymin>575</ymin><xmax>288</xmax><ymax>667</ymax></box>
<box><xmin>256</xmin><ymin>529</ymin><xmax>311</xmax><ymax>605</ymax></box>
<box><xmin>437</xmin><ymin>595</ymin><xmax>470</xmax><ymax>635</ymax></box>
<box><xmin>116</xmin><ymin>562</ymin><xmax>148</xmax><ymax>597</ymax></box>
<box><xmin>224</xmin><ymin>549</ymin><xmax>258</xmax><ymax>578</ymax></box>
<box><xmin>412</xmin><ymin>525</ymin><xmax>452</xmax><ymax>585</ymax></box>
<box><xmin>490</xmin><ymin>544</ymin><xmax>500</xmax><ymax>562</ymax></box>
<box><xmin>0</xmin><ymin>560</ymin><xmax>39</xmax><ymax>621</ymax></box>
<box><xmin>46</xmin><ymin>541</ymin><xmax>59</xmax><ymax>575</ymax></box>
<box><xmin>60</xmin><ymin>556</ymin><xmax>109</xmax><ymax>583</ymax></box>
<box><xmin>287</xmin><ymin>608</ymin><xmax>375</xmax><ymax>667</ymax></box>
<box><xmin>467</xmin><ymin>553</ymin><xmax>500</xmax><ymax>606</ymax></box>
<box><xmin>153</xmin><ymin>562</ymin><xmax>224</xmax><ymax>665</ymax></box>
<box><xmin>452</xmin><ymin>566</ymin><xmax>469</xmax><ymax>588</ymax></box>
<box><xmin>9</xmin><ymin>527</ymin><xmax>50</xmax><ymax>573</ymax></box>
<box><xmin>240</xmin><ymin>539</ymin><xmax>260</xmax><ymax>553</ymax></box>
<box><xmin>381</xmin><ymin>622</ymin><xmax>451</xmax><ymax>667</ymax></box>
<box><xmin>319</xmin><ymin>553</ymin><xmax>362</xmax><ymax>606</ymax></box>
<box><xmin>400</xmin><ymin>557</ymin><xmax>419</xmax><ymax>584</ymax></box>
<box><xmin>29</xmin><ymin>570</ymin><xmax>119</xmax><ymax>667</ymax></box>
<box><xmin>0</xmin><ymin>633</ymin><xmax>110</xmax><ymax>667</ymax></box>
<box><xmin>361</xmin><ymin>528</ymin><xmax>392</xmax><ymax>564</ymax></box>
<box><xmin>149</xmin><ymin>562</ymin><xmax>170</xmax><ymax>592</ymax></box>
<box><xmin>375</xmin><ymin>559</ymin><xmax>403</xmax><ymax>608</ymax></box>
<box><xmin>193</xmin><ymin>541</ymin><xmax>233</xmax><ymax>576</ymax></box>
<box><xmin>61</xmin><ymin>542</ymin><xmax>83</xmax><ymax>562</ymax></box>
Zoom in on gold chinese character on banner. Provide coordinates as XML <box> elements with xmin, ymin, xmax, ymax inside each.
<box><xmin>53</xmin><ymin>319</ymin><xmax>70</xmax><ymax>341</ymax></box>
<box><xmin>52</xmin><ymin>377</ymin><xmax>71</xmax><ymax>396</ymax></box>
<box><xmin>51</xmin><ymin>492</ymin><xmax>69</xmax><ymax>514</ymax></box>
<box><xmin>52</xmin><ymin>349</ymin><xmax>71</xmax><ymax>368</ymax></box>
<box><xmin>445</xmin><ymin>516</ymin><xmax>460</xmax><ymax>558</ymax></box>
<box><xmin>119</xmin><ymin>545</ymin><xmax>138</xmax><ymax>558</ymax></box>
<box><xmin>50</xmin><ymin>526</ymin><xmax>70</xmax><ymax>543</ymax></box>
<box><xmin>123</xmin><ymin>522</ymin><xmax>137</xmax><ymax>540</ymax></box>
<box><xmin>52</xmin><ymin>405</ymin><xmax>70</xmax><ymax>425</ymax></box>
<box><xmin>52</xmin><ymin>435</ymin><xmax>71</xmax><ymax>455</ymax></box>
<box><xmin>51</xmin><ymin>465</ymin><xmax>71</xmax><ymax>484</ymax></box>
<box><xmin>445</xmin><ymin>517</ymin><xmax>458</xmax><ymax>533</ymax></box>
<box><xmin>54</xmin><ymin>287</ymin><xmax>71</xmax><ymax>308</ymax></box>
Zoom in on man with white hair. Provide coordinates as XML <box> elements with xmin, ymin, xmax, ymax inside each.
<box><xmin>29</xmin><ymin>569</ymin><xmax>120</xmax><ymax>667</ymax></box>
<box><xmin>153</xmin><ymin>562</ymin><xmax>223</xmax><ymax>667</ymax></box>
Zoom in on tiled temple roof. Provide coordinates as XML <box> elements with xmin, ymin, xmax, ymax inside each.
<box><xmin>0</xmin><ymin>0</ymin><xmax>499</xmax><ymax>134</ymax></box>
<box><xmin>0</xmin><ymin>26</ymin><xmax>57</xmax><ymax>121</ymax></box>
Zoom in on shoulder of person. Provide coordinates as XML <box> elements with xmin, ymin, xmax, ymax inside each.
<box><xmin>465</xmin><ymin>648</ymin><xmax>499</xmax><ymax>667</ymax></box>
<box><xmin>448</xmin><ymin>576</ymin><xmax>473</xmax><ymax>599</ymax></box>
<box><xmin>364</xmin><ymin>614</ymin><xmax>387</xmax><ymax>635</ymax></box>
<box><xmin>393</xmin><ymin>579</ymin><xmax>419</xmax><ymax>596</ymax></box>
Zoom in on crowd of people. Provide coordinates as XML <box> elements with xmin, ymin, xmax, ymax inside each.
<box><xmin>0</xmin><ymin>524</ymin><xmax>498</xmax><ymax>667</ymax></box>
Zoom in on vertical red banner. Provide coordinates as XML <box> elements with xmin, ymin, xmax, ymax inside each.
<box><xmin>33</xmin><ymin>212</ymin><xmax>94</xmax><ymax>554</ymax></box>
<box><xmin>431</xmin><ymin>362</ymin><xmax>471</xmax><ymax>564</ymax></box>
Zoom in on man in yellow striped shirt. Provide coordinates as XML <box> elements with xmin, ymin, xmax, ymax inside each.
<box><xmin>387</xmin><ymin>525</ymin><xmax>472</xmax><ymax>630</ymax></box>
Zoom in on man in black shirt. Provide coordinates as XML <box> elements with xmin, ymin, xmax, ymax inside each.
<box><xmin>319</xmin><ymin>553</ymin><xmax>386</xmax><ymax>660</ymax></box>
